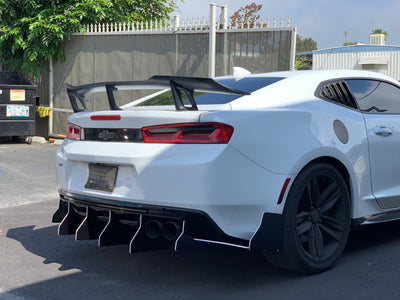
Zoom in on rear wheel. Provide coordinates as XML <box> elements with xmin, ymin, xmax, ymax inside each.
<box><xmin>266</xmin><ymin>163</ymin><xmax>350</xmax><ymax>273</ymax></box>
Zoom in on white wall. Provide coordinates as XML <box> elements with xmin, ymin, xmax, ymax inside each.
<box><xmin>313</xmin><ymin>50</ymin><xmax>400</xmax><ymax>80</ymax></box>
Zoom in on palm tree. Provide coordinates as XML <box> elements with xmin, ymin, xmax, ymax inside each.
<box><xmin>371</xmin><ymin>29</ymin><xmax>388</xmax><ymax>41</ymax></box>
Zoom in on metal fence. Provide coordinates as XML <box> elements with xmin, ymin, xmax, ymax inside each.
<box><xmin>47</xmin><ymin>12</ymin><xmax>296</xmax><ymax>135</ymax></box>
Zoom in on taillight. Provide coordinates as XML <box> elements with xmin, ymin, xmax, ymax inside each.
<box><xmin>67</xmin><ymin>124</ymin><xmax>82</xmax><ymax>140</ymax></box>
<box><xmin>90</xmin><ymin>115</ymin><xmax>121</xmax><ymax>121</ymax></box>
<box><xmin>142</xmin><ymin>122</ymin><xmax>234</xmax><ymax>144</ymax></box>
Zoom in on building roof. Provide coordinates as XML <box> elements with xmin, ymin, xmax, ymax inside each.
<box><xmin>313</xmin><ymin>45</ymin><xmax>400</xmax><ymax>55</ymax></box>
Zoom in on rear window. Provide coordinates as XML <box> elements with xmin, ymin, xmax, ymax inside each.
<box><xmin>136</xmin><ymin>77</ymin><xmax>284</xmax><ymax>106</ymax></box>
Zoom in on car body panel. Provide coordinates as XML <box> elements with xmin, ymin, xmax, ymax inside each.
<box><xmin>363</xmin><ymin>114</ymin><xmax>400</xmax><ymax>209</ymax></box>
<box><xmin>56</xmin><ymin>139</ymin><xmax>288</xmax><ymax>239</ymax></box>
<box><xmin>54</xmin><ymin>70</ymin><xmax>400</xmax><ymax>256</ymax></box>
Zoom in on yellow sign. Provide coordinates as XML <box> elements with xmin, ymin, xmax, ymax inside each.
<box><xmin>10</xmin><ymin>89</ymin><xmax>25</xmax><ymax>101</ymax></box>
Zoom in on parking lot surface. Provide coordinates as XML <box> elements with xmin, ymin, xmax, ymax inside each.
<box><xmin>2</xmin><ymin>141</ymin><xmax>400</xmax><ymax>299</ymax></box>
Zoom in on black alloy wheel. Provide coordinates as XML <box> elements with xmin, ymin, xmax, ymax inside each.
<box><xmin>266</xmin><ymin>163</ymin><xmax>351</xmax><ymax>273</ymax></box>
<box><xmin>295</xmin><ymin>167</ymin><xmax>349</xmax><ymax>262</ymax></box>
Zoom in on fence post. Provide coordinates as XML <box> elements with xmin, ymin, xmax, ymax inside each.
<box><xmin>174</xmin><ymin>15</ymin><xmax>180</xmax><ymax>31</ymax></box>
<box><xmin>290</xmin><ymin>27</ymin><xmax>297</xmax><ymax>70</ymax></box>
<box><xmin>208</xmin><ymin>3</ymin><xmax>217</xmax><ymax>77</ymax></box>
<box><xmin>48</xmin><ymin>58</ymin><xmax>54</xmax><ymax>136</ymax></box>
<box><xmin>220</xmin><ymin>5</ymin><xmax>228</xmax><ymax>29</ymax></box>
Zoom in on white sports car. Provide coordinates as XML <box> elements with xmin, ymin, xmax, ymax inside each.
<box><xmin>53</xmin><ymin>70</ymin><xmax>400</xmax><ymax>273</ymax></box>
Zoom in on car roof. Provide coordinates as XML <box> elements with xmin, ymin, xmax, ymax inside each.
<box><xmin>216</xmin><ymin>70</ymin><xmax>398</xmax><ymax>85</ymax></box>
<box><xmin>224</xmin><ymin>70</ymin><xmax>400</xmax><ymax>110</ymax></box>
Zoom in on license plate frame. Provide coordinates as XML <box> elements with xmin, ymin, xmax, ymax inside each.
<box><xmin>85</xmin><ymin>163</ymin><xmax>118</xmax><ymax>192</ymax></box>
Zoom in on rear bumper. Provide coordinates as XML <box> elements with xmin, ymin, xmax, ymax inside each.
<box><xmin>56</xmin><ymin>140</ymin><xmax>289</xmax><ymax>240</ymax></box>
<box><xmin>53</xmin><ymin>191</ymin><xmax>250</xmax><ymax>252</ymax></box>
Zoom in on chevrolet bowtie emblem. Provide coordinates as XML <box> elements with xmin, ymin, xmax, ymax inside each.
<box><xmin>98</xmin><ymin>130</ymin><xmax>114</xmax><ymax>141</ymax></box>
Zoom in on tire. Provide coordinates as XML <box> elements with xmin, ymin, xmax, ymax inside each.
<box><xmin>266</xmin><ymin>162</ymin><xmax>351</xmax><ymax>274</ymax></box>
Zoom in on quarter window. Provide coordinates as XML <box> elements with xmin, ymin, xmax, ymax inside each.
<box><xmin>316</xmin><ymin>81</ymin><xmax>357</xmax><ymax>109</ymax></box>
<box><xmin>346</xmin><ymin>80</ymin><xmax>400</xmax><ymax>114</ymax></box>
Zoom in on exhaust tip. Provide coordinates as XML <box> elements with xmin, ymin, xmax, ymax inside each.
<box><xmin>144</xmin><ymin>220</ymin><xmax>162</xmax><ymax>239</ymax></box>
<box><xmin>161</xmin><ymin>221</ymin><xmax>181</xmax><ymax>241</ymax></box>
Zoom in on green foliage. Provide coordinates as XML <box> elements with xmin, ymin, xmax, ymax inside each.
<box><xmin>0</xmin><ymin>0</ymin><xmax>179</xmax><ymax>78</ymax></box>
<box><xmin>342</xmin><ymin>41</ymin><xmax>358</xmax><ymax>46</ymax></box>
<box><xmin>296</xmin><ymin>35</ymin><xmax>317</xmax><ymax>53</ymax></box>
<box><xmin>371</xmin><ymin>28</ymin><xmax>388</xmax><ymax>41</ymax></box>
<box><xmin>294</xmin><ymin>55</ymin><xmax>309</xmax><ymax>70</ymax></box>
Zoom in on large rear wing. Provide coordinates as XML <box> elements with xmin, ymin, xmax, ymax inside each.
<box><xmin>66</xmin><ymin>75</ymin><xmax>250</xmax><ymax>113</ymax></box>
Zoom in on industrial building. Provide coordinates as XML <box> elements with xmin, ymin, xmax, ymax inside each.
<box><xmin>311</xmin><ymin>34</ymin><xmax>400</xmax><ymax>80</ymax></box>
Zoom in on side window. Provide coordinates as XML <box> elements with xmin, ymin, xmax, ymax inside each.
<box><xmin>346</xmin><ymin>80</ymin><xmax>400</xmax><ymax>114</ymax></box>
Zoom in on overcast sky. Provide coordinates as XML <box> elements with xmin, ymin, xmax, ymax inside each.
<box><xmin>175</xmin><ymin>0</ymin><xmax>400</xmax><ymax>49</ymax></box>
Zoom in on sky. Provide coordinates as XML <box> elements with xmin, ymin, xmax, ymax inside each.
<box><xmin>175</xmin><ymin>0</ymin><xmax>400</xmax><ymax>49</ymax></box>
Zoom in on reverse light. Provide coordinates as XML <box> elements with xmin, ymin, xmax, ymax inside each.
<box><xmin>67</xmin><ymin>124</ymin><xmax>82</xmax><ymax>140</ymax></box>
<box><xmin>142</xmin><ymin>122</ymin><xmax>234</xmax><ymax>144</ymax></box>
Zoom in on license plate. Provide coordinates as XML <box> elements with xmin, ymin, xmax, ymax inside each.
<box><xmin>6</xmin><ymin>105</ymin><xmax>29</xmax><ymax>117</ymax></box>
<box><xmin>85</xmin><ymin>164</ymin><xmax>118</xmax><ymax>192</ymax></box>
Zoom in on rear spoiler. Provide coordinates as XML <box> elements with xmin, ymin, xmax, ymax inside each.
<box><xmin>66</xmin><ymin>75</ymin><xmax>250</xmax><ymax>113</ymax></box>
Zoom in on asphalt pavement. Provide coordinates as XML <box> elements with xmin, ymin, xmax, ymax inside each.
<box><xmin>0</xmin><ymin>139</ymin><xmax>58</xmax><ymax>209</ymax></box>
<box><xmin>1</xmin><ymin>141</ymin><xmax>400</xmax><ymax>299</ymax></box>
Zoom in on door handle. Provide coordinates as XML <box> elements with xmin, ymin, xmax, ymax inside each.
<box><xmin>374</xmin><ymin>126</ymin><xmax>393</xmax><ymax>137</ymax></box>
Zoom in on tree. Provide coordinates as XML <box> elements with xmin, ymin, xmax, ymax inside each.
<box><xmin>294</xmin><ymin>55</ymin><xmax>309</xmax><ymax>70</ymax></box>
<box><xmin>230</xmin><ymin>2</ymin><xmax>263</xmax><ymax>28</ymax></box>
<box><xmin>371</xmin><ymin>28</ymin><xmax>388</xmax><ymax>41</ymax></box>
<box><xmin>0</xmin><ymin>0</ymin><xmax>180</xmax><ymax>78</ymax></box>
<box><xmin>342</xmin><ymin>41</ymin><xmax>358</xmax><ymax>46</ymax></box>
<box><xmin>296</xmin><ymin>35</ymin><xmax>317</xmax><ymax>53</ymax></box>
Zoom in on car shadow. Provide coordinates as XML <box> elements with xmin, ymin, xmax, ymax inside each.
<box><xmin>4</xmin><ymin>224</ymin><xmax>291</xmax><ymax>299</ymax></box>
<box><xmin>4</xmin><ymin>220</ymin><xmax>400</xmax><ymax>299</ymax></box>
<box><xmin>0</xmin><ymin>136</ymin><xmax>28</xmax><ymax>144</ymax></box>
<box><xmin>345</xmin><ymin>219</ymin><xmax>400</xmax><ymax>252</ymax></box>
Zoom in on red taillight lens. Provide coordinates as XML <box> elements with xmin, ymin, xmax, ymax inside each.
<box><xmin>90</xmin><ymin>115</ymin><xmax>121</xmax><ymax>121</ymax></box>
<box><xmin>142</xmin><ymin>122</ymin><xmax>234</xmax><ymax>144</ymax></box>
<box><xmin>67</xmin><ymin>124</ymin><xmax>82</xmax><ymax>140</ymax></box>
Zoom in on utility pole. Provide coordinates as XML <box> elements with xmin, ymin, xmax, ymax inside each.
<box><xmin>209</xmin><ymin>4</ymin><xmax>217</xmax><ymax>77</ymax></box>
<box><xmin>208</xmin><ymin>4</ymin><xmax>228</xmax><ymax>77</ymax></box>
<box><xmin>344</xmin><ymin>31</ymin><xmax>349</xmax><ymax>46</ymax></box>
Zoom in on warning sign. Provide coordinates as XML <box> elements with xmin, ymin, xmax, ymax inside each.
<box><xmin>10</xmin><ymin>89</ymin><xmax>25</xmax><ymax>101</ymax></box>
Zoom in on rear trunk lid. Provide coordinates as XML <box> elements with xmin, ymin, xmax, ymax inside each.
<box><xmin>68</xmin><ymin>109</ymin><xmax>207</xmax><ymax>129</ymax></box>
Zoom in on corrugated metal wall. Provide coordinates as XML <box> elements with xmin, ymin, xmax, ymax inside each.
<box><xmin>313</xmin><ymin>50</ymin><xmax>400</xmax><ymax>80</ymax></box>
<box><xmin>49</xmin><ymin>28</ymin><xmax>294</xmax><ymax>135</ymax></box>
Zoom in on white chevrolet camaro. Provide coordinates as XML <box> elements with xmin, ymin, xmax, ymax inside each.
<box><xmin>53</xmin><ymin>70</ymin><xmax>400</xmax><ymax>273</ymax></box>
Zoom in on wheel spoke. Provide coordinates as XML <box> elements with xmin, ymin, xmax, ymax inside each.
<box><xmin>307</xmin><ymin>225</ymin><xmax>324</xmax><ymax>260</ymax></box>
<box><xmin>308</xmin><ymin>225</ymin><xmax>317</xmax><ymax>258</ymax></box>
<box><xmin>319</xmin><ymin>182</ymin><xmax>337</xmax><ymax>204</ymax></box>
<box><xmin>319</xmin><ymin>186</ymin><xmax>341</xmax><ymax>214</ymax></box>
<box><xmin>320</xmin><ymin>215</ymin><xmax>344</xmax><ymax>231</ymax></box>
<box><xmin>315</xmin><ymin>225</ymin><xmax>324</xmax><ymax>259</ymax></box>
<box><xmin>310</xmin><ymin>176</ymin><xmax>320</xmax><ymax>208</ymax></box>
<box><xmin>297</xmin><ymin>220</ymin><xmax>312</xmax><ymax>236</ymax></box>
<box><xmin>319</xmin><ymin>223</ymin><xmax>342</xmax><ymax>241</ymax></box>
<box><xmin>297</xmin><ymin>210</ymin><xmax>312</xmax><ymax>222</ymax></box>
<box><xmin>305</xmin><ymin>182</ymin><xmax>314</xmax><ymax>209</ymax></box>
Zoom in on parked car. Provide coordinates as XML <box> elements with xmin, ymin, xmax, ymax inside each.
<box><xmin>53</xmin><ymin>70</ymin><xmax>400</xmax><ymax>273</ymax></box>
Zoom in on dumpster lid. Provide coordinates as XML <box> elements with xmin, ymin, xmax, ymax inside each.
<box><xmin>0</xmin><ymin>72</ymin><xmax>37</xmax><ymax>88</ymax></box>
